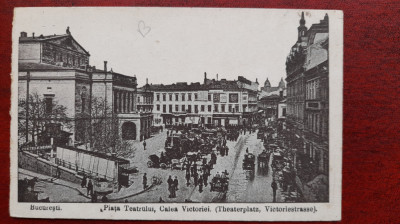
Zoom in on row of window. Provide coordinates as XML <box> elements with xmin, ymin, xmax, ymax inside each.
<box><xmin>167</xmin><ymin>117</ymin><xmax>213</xmax><ymax>124</ymax></box>
<box><xmin>287</xmin><ymin>79</ymin><xmax>304</xmax><ymax>97</ymax></box>
<box><xmin>305</xmin><ymin>142</ymin><xmax>328</xmax><ymax>174</ymax></box>
<box><xmin>287</xmin><ymin>103</ymin><xmax>304</xmax><ymax>120</ymax></box>
<box><xmin>306</xmin><ymin>79</ymin><xmax>320</xmax><ymax>100</ymax></box>
<box><xmin>155</xmin><ymin>93</ymin><xmax>241</xmax><ymax>103</ymax></box>
<box><xmin>53</xmin><ymin>51</ymin><xmax>86</xmax><ymax>67</ymax></box>
<box><xmin>156</xmin><ymin>104</ymin><xmax>241</xmax><ymax>113</ymax></box>
<box><xmin>156</xmin><ymin>93</ymin><xmax>198</xmax><ymax>102</ymax></box>
<box><xmin>137</xmin><ymin>96</ymin><xmax>153</xmax><ymax>104</ymax></box>
<box><xmin>306</xmin><ymin>112</ymin><xmax>328</xmax><ymax>137</ymax></box>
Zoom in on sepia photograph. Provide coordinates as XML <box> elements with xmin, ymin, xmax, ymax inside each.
<box><xmin>10</xmin><ymin>7</ymin><xmax>342</xmax><ymax>221</ymax></box>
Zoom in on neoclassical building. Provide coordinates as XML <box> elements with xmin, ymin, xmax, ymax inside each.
<box><xmin>18</xmin><ymin>28</ymin><xmax>149</xmax><ymax>150</ymax></box>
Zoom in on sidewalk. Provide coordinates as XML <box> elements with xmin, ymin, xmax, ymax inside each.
<box><xmin>19</xmin><ymin>168</ymin><xmax>156</xmax><ymax>202</ymax></box>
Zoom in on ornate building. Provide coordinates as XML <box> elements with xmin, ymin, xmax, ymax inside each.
<box><xmin>260</xmin><ymin>77</ymin><xmax>286</xmax><ymax>93</ymax></box>
<box><xmin>18</xmin><ymin>28</ymin><xmax>148</xmax><ymax>150</ymax></box>
<box><xmin>285</xmin><ymin>12</ymin><xmax>329</xmax><ymax>202</ymax></box>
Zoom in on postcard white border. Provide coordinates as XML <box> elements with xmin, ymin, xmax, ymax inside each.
<box><xmin>9</xmin><ymin>7</ymin><xmax>343</xmax><ymax>221</ymax></box>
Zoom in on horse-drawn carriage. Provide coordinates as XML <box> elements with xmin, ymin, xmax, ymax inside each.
<box><xmin>210</xmin><ymin>171</ymin><xmax>229</xmax><ymax>192</ymax></box>
<box><xmin>227</xmin><ymin>129</ymin><xmax>239</xmax><ymax>141</ymax></box>
<box><xmin>257</xmin><ymin>150</ymin><xmax>271</xmax><ymax>168</ymax></box>
<box><xmin>242</xmin><ymin>153</ymin><xmax>256</xmax><ymax>170</ymax></box>
<box><xmin>147</xmin><ymin>147</ymin><xmax>182</xmax><ymax>169</ymax></box>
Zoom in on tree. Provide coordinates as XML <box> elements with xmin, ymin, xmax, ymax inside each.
<box><xmin>18</xmin><ymin>92</ymin><xmax>72</xmax><ymax>147</ymax></box>
<box><xmin>89</xmin><ymin>97</ymin><xmax>135</xmax><ymax>158</ymax></box>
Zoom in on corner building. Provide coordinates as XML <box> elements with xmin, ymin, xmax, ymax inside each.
<box><xmin>18</xmin><ymin>28</ymin><xmax>147</xmax><ymax>148</ymax></box>
<box><xmin>149</xmin><ymin>73</ymin><xmax>259</xmax><ymax>127</ymax></box>
<box><xmin>285</xmin><ymin>13</ymin><xmax>329</xmax><ymax>202</ymax></box>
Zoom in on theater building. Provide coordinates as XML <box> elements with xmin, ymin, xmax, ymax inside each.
<box><xmin>18</xmin><ymin>28</ymin><xmax>146</xmax><ymax>149</ymax></box>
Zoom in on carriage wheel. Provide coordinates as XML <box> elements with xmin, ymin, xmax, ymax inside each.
<box><xmin>160</xmin><ymin>163</ymin><xmax>167</xmax><ymax>169</ymax></box>
<box><xmin>147</xmin><ymin>161</ymin><xmax>154</xmax><ymax>168</ymax></box>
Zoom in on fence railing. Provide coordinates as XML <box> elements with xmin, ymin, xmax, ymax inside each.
<box><xmin>54</xmin><ymin>158</ymin><xmax>114</xmax><ymax>182</ymax></box>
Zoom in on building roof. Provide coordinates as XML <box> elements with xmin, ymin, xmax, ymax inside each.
<box><xmin>264</xmin><ymin>78</ymin><xmax>271</xmax><ymax>87</ymax></box>
<box><xmin>206</xmin><ymin>79</ymin><xmax>242</xmax><ymax>91</ymax></box>
<box><xmin>305</xmin><ymin>36</ymin><xmax>329</xmax><ymax>71</ymax></box>
<box><xmin>19</xmin><ymin>28</ymin><xmax>90</xmax><ymax>56</ymax></box>
<box><xmin>147</xmin><ymin>82</ymin><xmax>206</xmax><ymax>91</ymax></box>
<box><xmin>259</xmin><ymin>94</ymin><xmax>282</xmax><ymax>102</ymax></box>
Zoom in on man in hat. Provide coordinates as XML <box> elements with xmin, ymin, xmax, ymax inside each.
<box><xmin>271</xmin><ymin>179</ymin><xmax>278</xmax><ymax>203</ymax></box>
<box><xmin>143</xmin><ymin>173</ymin><xmax>148</xmax><ymax>189</ymax></box>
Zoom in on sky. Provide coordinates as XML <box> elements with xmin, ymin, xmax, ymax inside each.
<box><xmin>14</xmin><ymin>7</ymin><xmax>328</xmax><ymax>87</ymax></box>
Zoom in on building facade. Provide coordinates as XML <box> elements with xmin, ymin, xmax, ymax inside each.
<box><xmin>18</xmin><ymin>28</ymin><xmax>147</xmax><ymax>151</ymax></box>
<box><xmin>136</xmin><ymin>82</ymin><xmax>154</xmax><ymax>140</ymax></box>
<box><xmin>258</xmin><ymin>77</ymin><xmax>286</xmax><ymax>120</ymax></box>
<box><xmin>149</xmin><ymin>73</ymin><xmax>259</xmax><ymax>127</ymax></box>
<box><xmin>285</xmin><ymin>13</ymin><xmax>329</xmax><ymax>202</ymax></box>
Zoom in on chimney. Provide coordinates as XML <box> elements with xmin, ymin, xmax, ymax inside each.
<box><xmin>216</xmin><ymin>74</ymin><xmax>218</xmax><ymax>81</ymax></box>
<box><xmin>32</xmin><ymin>32</ymin><xmax>35</xmax><ymax>38</ymax></box>
<box><xmin>204</xmin><ymin>72</ymin><xmax>207</xmax><ymax>84</ymax></box>
<box><xmin>146</xmin><ymin>78</ymin><xmax>148</xmax><ymax>85</ymax></box>
<box><xmin>20</xmin><ymin>32</ymin><xmax>27</xmax><ymax>38</ymax></box>
<box><xmin>104</xmin><ymin>61</ymin><xmax>108</xmax><ymax>72</ymax></box>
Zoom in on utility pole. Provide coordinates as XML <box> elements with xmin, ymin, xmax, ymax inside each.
<box><xmin>25</xmin><ymin>72</ymin><xmax>30</xmax><ymax>145</ymax></box>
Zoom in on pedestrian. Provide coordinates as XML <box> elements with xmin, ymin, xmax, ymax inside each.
<box><xmin>225</xmin><ymin>146</ymin><xmax>229</xmax><ymax>156</ymax></box>
<box><xmin>81</xmin><ymin>175</ymin><xmax>87</xmax><ymax>188</ymax></box>
<box><xmin>271</xmin><ymin>179</ymin><xmax>278</xmax><ymax>203</ymax></box>
<box><xmin>91</xmin><ymin>192</ymin><xmax>97</xmax><ymax>203</ymax></box>
<box><xmin>167</xmin><ymin>175</ymin><xmax>173</xmax><ymax>198</ymax></box>
<box><xmin>174</xmin><ymin>176</ymin><xmax>179</xmax><ymax>191</ymax></box>
<box><xmin>198</xmin><ymin>175</ymin><xmax>204</xmax><ymax>193</ymax></box>
<box><xmin>211</xmin><ymin>151</ymin><xmax>217</xmax><ymax>165</ymax></box>
<box><xmin>193</xmin><ymin>171</ymin><xmax>198</xmax><ymax>186</ymax></box>
<box><xmin>167</xmin><ymin>130</ymin><xmax>169</xmax><ymax>136</ymax></box>
<box><xmin>143</xmin><ymin>140</ymin><xmax>147</xmax><ymax>150</ymax></box>
<box><xmin>186</xmin><ymin>162</ymin><xmax>191</xmax><ymax>173</ymax></box>
<box><xmin>203</xmin><ymin>172</ymin><xmax>208</xmax><ymax>186</ymax></box>
<box><xmin>87</xmin><ymin>179</ymin><xmax>93</xmax><ymax>196</ymax></box>
<box><xmin>143</xmin><ymin>173</ymin><xmax>148</xmax><ymax>189</ymax></box>
<box><xmin>185</xmin><ymin>171</ymin><xmax>191</xmax><ymax>186</ymax></box>
<box><xmin>193</xmin><ymin>163</ymin><xmax>197</xmax><ymax>174</ymax></box>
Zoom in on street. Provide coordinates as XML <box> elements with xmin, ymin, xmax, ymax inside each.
<box><xmin>18</xmin><ymin>129</ymin><xmax>277</xmax><ymax>203</ymax></box>
<box><xmin>117</xmin><ymin>129</ymin><xmax>275</xmax><ymax>203</ymax></box>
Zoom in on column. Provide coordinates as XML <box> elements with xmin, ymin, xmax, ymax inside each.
<box><xmin>127</xmin><ymin>93</ymin><xmax>131</xmax><ymax>113</ymax></box>
<box><xmin>118</xmin><ymin>91</ymin><xmax>122</xmax><ymax>113</ymax></box>
<box><xmin>125</xmin><ymin>92</ymin><xmax>128</xmax><ymax>113</ymax></box>
<box><xmin>132</xmin><ymin>93</ymin><xmax>136</xmax><ymax>112</ymax></box>
<box><xmin>115</xmin><ymin>90</ymin><xmax>119</xmax><ymax>113</ymax></box>
<box><xmin>123</xmin><ymin>92</ymin><xmax>126</xmax><ymax>113</ymax></box>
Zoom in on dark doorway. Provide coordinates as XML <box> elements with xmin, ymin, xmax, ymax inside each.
<box><xmin>122</xmin><ymin>122</ymin><xmax>136</xmax><ymax>140</ymax></box>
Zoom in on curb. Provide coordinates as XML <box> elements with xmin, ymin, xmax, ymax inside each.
<box><xmin>19</xmin><ymin>170</ymin><xmax>156</xmax><ymax>202</ymax></box>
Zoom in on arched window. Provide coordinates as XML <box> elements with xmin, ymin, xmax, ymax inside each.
<box><xmin>122</xmin><ymin>122</ymin><xmax>136</xmax><ymax>140</ymax></box>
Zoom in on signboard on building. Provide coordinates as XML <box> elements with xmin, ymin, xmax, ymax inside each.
<box><xmin>229</xmin><ymin>93</ymin><xmax>239</xmax><ymax>103</ymax></box>
<box><xmin>198</xmin><ymin>91</ymin><xmax>208</xmax><ymax>101</ymax></box>
<box><xmin>220</xmin><ymin>93</ymin><xmax>227</xmax><ymax>103</ymax></box>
